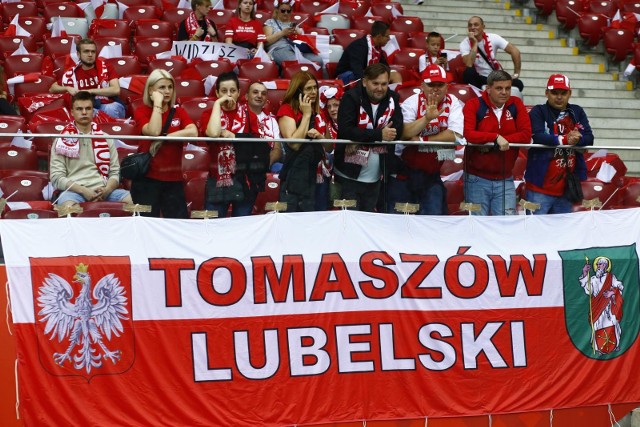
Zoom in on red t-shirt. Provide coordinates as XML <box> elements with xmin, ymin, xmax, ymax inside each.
<box><xmin>134</xmin><ymin>105</ymin><xmax>194</xmax><ymax>181</ymax></box>
<box><xmin>276</xmin><ymin>103</ymin><xmax>327</xmax><ymax>135</ymax></box>
<box><xmin>224</xmin><ymin>17</ymin><xmax>266</xmax><ymax>47</ymax></box>
<box><xmin>60</xmin><ymin>62</ymin><xmax>117</xmax><ymax>104</ymax></box>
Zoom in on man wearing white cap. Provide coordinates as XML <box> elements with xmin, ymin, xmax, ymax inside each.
<box><xmin>391</xmin><ymin>64</ymin><xmax>463</xmax><ymax>215</ymax></box>
<box><xmin>524</xmin><ymin>74</ymin><xmax>593</xmax><ymax>214</ymax></box>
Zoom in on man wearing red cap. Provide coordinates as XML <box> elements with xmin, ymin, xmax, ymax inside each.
<box><xmin>390</xmin><ymin>64</ymin><xmax>463</xmax><ymax>215</ymax></box>
<box><xmin>462</xmin><ymin>69</ymin><xmax>531</xmax><ymax>215</ymax></box>
<box><xmin>524</xmin><ymin>74</ymin><xmax>593</xmax><ymax>214</ymax></box>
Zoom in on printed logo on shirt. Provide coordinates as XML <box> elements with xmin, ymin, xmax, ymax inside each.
<box><xmin>171</xmin><ymin>118</ymin><xmax>181</xmax><ymax>127</ymax></box>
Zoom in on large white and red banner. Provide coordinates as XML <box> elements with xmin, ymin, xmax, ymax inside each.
<box><xmin>2</xmin><ymin>210</ymin><xmax>640</xmax><ymax>426</ymax></box>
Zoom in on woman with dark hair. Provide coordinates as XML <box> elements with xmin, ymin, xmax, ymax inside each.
<box><xmin>276</xmin><ymin>71</ymin><xmax>332</xmax><ymax>211</ymax></box>
<box><xmin>177</xmin><ymin>0</ymin><xmax>219</xmax><ymax>42</ymax></box>
<box><xmin>224</xmin><ymin>0</ymin><xmax>265</xmax><ymax>55</ymax></box>
<box><xmin>132</xmin><ymin>69</ymin><xmax>198</xmax><ymax>218</ymax></box>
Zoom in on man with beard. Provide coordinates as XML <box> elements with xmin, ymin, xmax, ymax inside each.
<box><xmin>335</xmin><ymin>63</ymin><xmax>403</xmax><ymax>212</ymax></box>
<box><xmin>50</xmin><ymin>38</ymin><xmax>124</xmax><ymax>119</ymax></box>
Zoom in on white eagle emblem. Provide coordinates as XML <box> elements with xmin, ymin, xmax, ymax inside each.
<box><xmin>37</xmin><ymin>263</ymin><xmax>129</xmax><ymax>373</ymax></box>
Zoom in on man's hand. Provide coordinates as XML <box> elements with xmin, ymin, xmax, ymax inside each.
<box><xmin>67</xmin><ymin>87</ymin><xmax>79</xmax><ymax>96</ymax></box>
<box><xmin>381</xmin><ymin>121</ymin><xmax>397</xmax><ymax>141</ymax></box>
<box><xmin>582</xmin><ymin>263</ymin><xmax>591</xmax><ymax>277</ymax></box>
<box><xmin>424</xmin><ymin>93</ymin><xmax>444</xmax><ymax>122</ymax></box>
<box><xmin>207</xmin><ymin>24</ymin><xmax>217</xmax><ymax>37</ymax></box>
<box><xmin>79</xmin><ymin>186</ymin><xmax>100</xmax><ymax>202</ymax></box>
<box><xmin>436</xmin><ymin>56</ymin><xmax>448</xmax><ymax>67</ymax></box>
<box><xmin>567</xmin><ymin>129</ymin><xmax>581</xmax><ymax>146</ymax></box>
<box><xmin>495</xmin><ymin>135</ymin><xmax>509</xmax><ymax>151</ymax></box>
<box><xmin>345</xmin><ymin>143</ymin><xmax>359</xmax><ymax>155</ymax></box>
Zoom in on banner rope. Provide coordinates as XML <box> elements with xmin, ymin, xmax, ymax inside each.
<box><xmin>14</xmin><ymin>358</ymin><xmax>20</xmax><ymax>419</ymax></box>
<box><xmin>550</xmin><ymin>408</ymin><xmax>553</xmax><ymax>427</ymax></box>
<box><xmin>424</xmin><ymin>416</ymin><xmax>428</xmax><ymax>427</ymax></box>
<box><xmin>598</xmin><ymin>187</ymin><xmax>621</xmax><ymax>210</ymax></box>
<box><xmin>488</xmin><ymin>414</ymin><xmax>492</xmax><ymax>427</ymax></box>
<box><xmin>608</xmin><ymin>403</ymin><xmax>621</xmax><ymax>427</ymax></box>
<box><xmin>5</xmin><ymin>280</ymin><xmax>12</xmax><ymax>336</ymax></box>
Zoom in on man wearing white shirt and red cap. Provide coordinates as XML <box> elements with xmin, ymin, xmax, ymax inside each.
<box><xmin>390</xmin><ymin>64</ymin><xmax>463</xmax><ymax>215</ymax></box>
<box><xmin>525</xmin><ymin>74</ymin><xmax>593</xmax><ymax>214</ymax></box>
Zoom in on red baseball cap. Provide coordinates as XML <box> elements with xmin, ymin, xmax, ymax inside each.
<box><xmin>547</xmin><ymin>74</ymin><xmax>571</xmax><ymax>91</ymax></box>
<box><xmin>421</xmin><ymin>64</ymin><xmax>448</xmax><ymax>84</ymax></box>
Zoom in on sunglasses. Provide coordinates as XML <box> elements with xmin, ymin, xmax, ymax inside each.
<box><xmin>279</xmin><ymin>8</ymin><xmax>292</xmax><ymax>13</ymax></box>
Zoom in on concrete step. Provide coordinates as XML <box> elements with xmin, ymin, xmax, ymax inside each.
<box><xmin>525</xmin><ymin>95</ymin><xmax>640</xmax><ymax>108</ymax></box>
<box><xmin>403</xmin><ymin>0</ymin><xmax>510</xmax><ymax>10</ymax></box>
<box><xmin>521</xmin><ymin>61</ymin><xmax>603</xmax><ymax>72</ymax></box>
<box><xmin>521</xmin><ymin>77</ymin><xmax>629</xmax><ymax>91</ymax></box>
<box><xmin>517</xmin><ymin>70</ymin><xmax>613</xmax><ymax>80</ymax></box>
<box><xmin>589</xmin><ymin>118</ymin><xmax>640</xmax><ymax>130</ymax></box>
<box><xmin>434</xmin><ymin>26</ymin><xmax>556</xmax><ymax>40</ymax></box>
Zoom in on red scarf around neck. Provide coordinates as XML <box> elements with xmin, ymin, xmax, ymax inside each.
<box><xmin>185</xmin><ymin>12</ymin><xmax>215</xmax><ymax>41</ymax></box>
<box><xmin>480</xmin><ymin>32</ymin><xmax>501</xmax><ymax>70</ymax></box>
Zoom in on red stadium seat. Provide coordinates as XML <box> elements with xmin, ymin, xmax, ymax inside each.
<box><xmin>280</xmin><ymin>62</ymin><xmax>323</xmax><ymax>79</ymax></box>
<box><xmin>0</xmin><ymin>147</ymin><xmax>39</xmax><ymax>175</ymax></box>
<box><xmin>447</xmin><ymin>55</ymin><xmax>467</xmax><ymax>83</ymax></box>
<box><xmin>104</xmin><ymin>56</ymin><xmax>143</xmax><ymax>77</ymax></box>
<box><xmin>391</xmin><ymin>48</ymin><xmax>425</xmax><ymax>70</ymax></box>
<box><xmin>444</xmin><ymin>180</ymin><xmax>465</xmax><ymax>215</ymax></box>
<box><xmin>88</xmin><ymin>19</ymin><xmax>132</xmax><ymax>39</ymax></box>
<box><xmin>306</xmin><ymin>27</ymin><xmax>331</xmax><ymax>36</ymax></box>
<box><xmin>123</xmin><ymin>5</ymin><xmax>160</xmax><ymax>23</ymax></box>
<box><xmin>440</xmin><ymin>157</ymin><xmax>464</xmax><ymax>177</ymax></box>
<box><xmin>135</xmin><ymin>19</ymin><xmax>176</xmax><ymax>39</ymax></box>
<box><xmin>194</xmin><ymin>60</ymin><xmax>234</xmax><ymax>78</ymax></box>
<box><xmin>206</xmin><ymin>9</ymin><xmax>234</xmax><ymax>27</ymax></box>
<box><xmin>603</xmin><ymin>28</ymin><xmax>635</xmax><ymax>62</ymax></box>
<box><xmin>265</xmin><ymin>88</ymin><xmax>286</xmax><ymax>114</ymax></box>
<box><xmin>0</xmin><ymin>116</ymin><xmax>26</xmax><ymax>144</ymax></box>
<box><xmin>95</xmin><ymin>36</ymin><xmax>133</xmax><ymax>56</ymax></box>
<box><xmin>291</xmin><ymin>12</ymin><xmax>312</xmax><ymax>29</ymax></box>
<box><xmin>174</xmin><ymin>78</ymin><xmax>205</xmax><ymax>98</ymax></box>
<box><xmin>1</xmin><ymin>2</ymin><xmax>38</xmax><ymax>22</ymax></box>
<box><xmin>317</xmin><ymin>14</ymin><xmax>351</xmax><ymax>33</ymax></box>
<box><xmin>578</xmin><ymin>13</ymin><xmax>608</xmax><ymax>46</ymax></box>
<box><xmin>148</xmin><ymin>58</ymin><xmax>187</xmax><ymax>77</ymax></box>
<box><xmin>133</xmin><ymin>37</ymin><xmax>173</xmax><ymax>67</ymax></box>
<box><xmin>43</xmin><ymin>36</ymin><xmax>81</xmax><ymax>58</ymax></box>
<box><xmin>621</xmin><ymin>181</ymin><xmax>640</xmax><ymax>207</ymax></box>
<box><xmin>253</xmin><ymin>10</ymin><xmax>270</xmax><ymax>24</ymax></box>
<box><xmin>579</xmin><ymin>179</ymin><xmax>623</xmax><ymax>209</ymax></box>
<box><xmin>99</xmin><ymin>121</ymin><xmax>139</xmax><ymax>139</ymax></box>
<box><xmin>16</xmin><ymin>16</ymin><xmax>47</xmax><ymax>44</ymax></box>
<box><xmin>534</xmin><ymin>0</ymin><xmax>557</xmax><ymax>16</ymax></box>
<box><xmin>350</xmin><ymin>16</ymin><xmax>383</xmax><ymax>32</ymax></box>
<box><xmin>409</xmin><ymin>31</ymin><xmax>446</xmax><ymax>50</ymax></box>
<box><xmin>180</xmin><ymin>98</ymin><xmax>215</xmax><ymax>128</ymax></box>
<box><xmin>13</xmin><ymin>76</ymin><xmax>56</xmax><ymax>100</ymax></box>
<box><xmin>299</xmin><ymin>0</ymin><xmax>334</xmax><ymax>14</ymax></box>
<box><xmin>182</xmin><ymin>149</ymin><xmax>212</xmax><ymax>177</ymax></box>
<box><xmin>556</xmin><ymin>0</ymin><xmax>587</xmax><ymax>30</ymax></box>
<box><xmin>4</xmin><ymin>54</ymin><xmax>43</xmax><ymax>78</ymax></box>
<box><xmin>42</xmin><ymin>2</ymin><xmax>83</xmax><ymax>21</ymax></box>
<box><xmin>396</xmin><ymin>86</ymin><xmax>421</xmax><ymax>102</ymax></box>
<box><xmin>253</xmin><ymin>173</ymin><xmax>280</xmax><ymax>214</ymax></box>
<box><xmin>338</xmin><ymin>0</ymin><xmax>370</xmax><ymax>19</ymax></box>
<box><xmin>223</xmin><ymin>0</ymin><xmax>239</xmax><ymax>9</ymax></box>
<box><xmin>370</xmin><ymin>2</ymin><xmax>403</xmax><ymax>24</ymax></box>
<box><xmin>184</xmin><ymin>176</ymin><xmax>207</xmax><ymax>212</ymax></box>
<box><xmin>0</xmin><ymin>36</ymin><xmax>38</xmax><ymax>57</ymax></box>
<box><xmin>238</xmin><ymin>61</ymin><xmax>279</xmax><ymax>81</ymax></box>
<box><xmin>332</xmin><ymin>29</ymin><xmax>366</xmax><ymax>48</ymax></box>
<box><xmin>621</xmin><ymin>0</ymin><xmax>640</xmax><ymax>13</ymax></box>
<box><xmin>31</xmin><ymin>121</ymin><xmax>66</xmax><ymax>159</ymax></box>
<box><xmin>3</xmin><ymin>208</ymin><xmax>57</xmax><ymax>219</ymax></box>
<box><xmin>116</xmin><ymin>0</ymin><xmax>151</xmax><ymax>6</ymax></box>
<box><xmin>448</xmin><ymin>84</ymin><xmax>479</xmax><ymax>104</ymax></box>
<box><xmin>76</xmin><ymin>208</ymin><xmax>132</xmax><ymax>217</ymax></box>
<box><xmin>390</xmin><ymin>16</ymin><xmax>424</xmax><ymax>34</ymax></box>
<box><xmin>325</xmin><ymin>61</ymin><xmax>338</xmax><ymax>78</ymax></box>
<box><xmin>589</xmin><ymin>0</ymin><xmax>617</xmax><ymax>17</ymax></box>
<box><xmin>389</xmin><ymin>31</ymin><xmax>410</xmax><ymax>49</ymax></box>
<box><xmin>161</xmin><ymin>9</ymin><xmax>191</xmax><ymax>28</ymax></box>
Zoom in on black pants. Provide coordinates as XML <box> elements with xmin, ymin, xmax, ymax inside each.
<box><xmin>463</xmin><ymin>67</ymin><xmax>524</xmax><ymax>92</ymax></box>
<box><xmin>336</xmin><ymin>176</ymin><xmax>381</xmax><ymax>212</ymax></box>
<box><xmin>131</xmin><ymin>177</ymin><xmax>188</xmax><ymax>218</ymax></box>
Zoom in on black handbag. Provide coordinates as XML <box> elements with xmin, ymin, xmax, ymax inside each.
<box><xmin>563</xmin><ymin>150</ymin><xmax>583</xmax><ymax>203</ymax></box>
<box><xmin>120</xmin><ymin>108</ymin><xmax>175</xmax><ymax>180</ymax></box>
<box><xmin>205</xmin><ymin>176</ymin><xmax>246</xmax><ymax>204</ymax></box>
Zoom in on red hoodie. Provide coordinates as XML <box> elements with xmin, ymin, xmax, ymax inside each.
<box><xmin>462</xmin><ymin>92</ymin><xmax>531</xmax><ymax>179</ymax></box>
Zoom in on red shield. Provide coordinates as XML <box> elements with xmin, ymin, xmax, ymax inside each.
<box><xmin>595</xmin><ymin>325</ymin><xmax>618</xmax><ymax>354</ymax></box>
<box><xmin>30</xmin><ymin>256</ymin><xmax>134</xmax><ymax>381</ymax></box>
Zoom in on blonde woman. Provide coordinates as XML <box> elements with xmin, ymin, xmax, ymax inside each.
<box><xmin>132</xmin><ymin>69</ymin><xmax>198</xmax><ymax>218</ymax></box>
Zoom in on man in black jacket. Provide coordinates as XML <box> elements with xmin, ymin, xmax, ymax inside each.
<box><xmin>335</xmin><ymin>63</ymin><xmax>404</xmax><ymax>212</ymax></box>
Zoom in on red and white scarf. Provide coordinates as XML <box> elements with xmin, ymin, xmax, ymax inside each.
<box><xmin>344</xmin><ymin>97</ymin><xmax>394</xmax><ymax>166</ymax></box>
<box><xmin>185</xmin><ymin>12</ymin><xmax>215</xmax><ymax>41</ymax></box>
<box><xmin>55</xmin><ymin>122</ymin><xmax>111</xmax><ymax>180</ymax></box>
<box><xmin>366</xmin><ymin>35</ymin><xmax>381</xmax><ymax>66</ymax></box>
<box><xmin>61</xmin><ymin>58</ymin><xmax>111</xmax><ymax>99</ymax></box>
<box><xmin>213</xmin><ymin>104</ymin><xmax>250</xmax><ymax>187</ymax></box>
<box><xmin>415</xmin><ymin>92</ymin><xmax>455</xmax><ymax>161</ymax></box>
<box><xmin>480</xmin><ymin>32</ymin><xmax>501</xmax><ymax>71</ymax></box>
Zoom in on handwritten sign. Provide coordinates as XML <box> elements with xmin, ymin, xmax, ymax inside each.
<box><xmin>172</xmin><ymin>41</ymin><xmax>249</xmax><ymax>63</ymax></box>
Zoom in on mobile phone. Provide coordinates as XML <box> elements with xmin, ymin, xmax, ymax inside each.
<box><xmin>439</xmin><ymin>52</ymin><xmax>448</xmax><ymax>59</ymax></box>
<box><xmin>290</xmin><ymin>22</ymin><xmax>297</xmax><ymax>28</ymax></box>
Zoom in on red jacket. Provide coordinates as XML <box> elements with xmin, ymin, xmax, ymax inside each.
<box><xmin>463</xmin><ymin>92</ymin><xmax>531</xmax><ymax>179</ymax></box>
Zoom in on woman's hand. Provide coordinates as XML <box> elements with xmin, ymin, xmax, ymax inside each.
<box><xmin>299</xmin><ymin>93</ymin><xmax>312</xmax><ymax>116</ymax></box>
<box><xmin>307</xmin><ymin>128</ymin><xmax>322</xmax><ymax>139</ymax></box>
<box><xmin>216</xmin><ymin>95</ymin><xmax>237</xmax><ymax>111</ymax></box>
<box><xmin>150</xmin><ymin>91</ymin><xmax>164</xmax><ymax>106</ymax></box>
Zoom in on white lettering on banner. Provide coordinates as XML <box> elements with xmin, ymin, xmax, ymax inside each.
<box><xmin>172</xmin><ymin>41</ymin><xmax>249</xmax><ymax>62</ymax></box>
<box><xmin>191</xmin><ymin>322</ymin><xmax>527</xmax><ymax>382</ymax></box>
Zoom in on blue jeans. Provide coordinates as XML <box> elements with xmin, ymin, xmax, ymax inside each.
<box><xmin>386</xmin><ymin>176</ymin><xmax>411</xmax><ymax>214</ymax></box>
<box><xmin>56</xmin><ymin>188</ymin><xmax>130</xmax><ymax>205</ymax></box>
<box><xmin>464</xmin><ymin>173</ymin><xmax>516</xmax><ymax>215</ymax></box>
<box><xmin>99</xmin><ymin>102</ymin><xmax>126</xmax><ymax>119</ymax></box>
<box><xmin>525</xmin><ymin>189</ymin><xmax>573</xmax><ymax>214</ymax></box>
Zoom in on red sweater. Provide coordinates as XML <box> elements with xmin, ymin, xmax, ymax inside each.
<box><xmin>462</xmin><ymin>92</ymin><xmax>531</xmax><ymax>179</ymax></box>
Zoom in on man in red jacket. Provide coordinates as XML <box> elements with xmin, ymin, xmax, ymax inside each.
<box><xmin>462</xmin><ymin>70</ymin><xmax>531</xmax><ymax>215</ymax></box>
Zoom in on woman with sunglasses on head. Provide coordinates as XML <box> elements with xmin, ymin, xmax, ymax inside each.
<box><xmin>225</xmin><ymin>0</ymin><xmax>265</xmax><ymax>57</ymax></box>
<box><xmin>263</xmin><ymin>0</ymin><xmax>323</xmax><ymax>67</ymax></box>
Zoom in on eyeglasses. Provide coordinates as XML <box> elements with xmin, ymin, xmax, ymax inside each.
<box><xmin>279</xmin><ymin>8</ymin><xmax>292</xmax><ymax>13</ymax></box>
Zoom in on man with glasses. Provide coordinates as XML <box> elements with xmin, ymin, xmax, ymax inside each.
<box><xmin>462</xmin><ymin>69</ymin><xmax>531</xmax><ymax>215</ymax></box>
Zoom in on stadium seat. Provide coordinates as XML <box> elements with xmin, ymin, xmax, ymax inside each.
<box><xmin>76</xmin><ymin>202</ymin><xmax>130</xmax><ymax>217</ymax></box>
<box><xmin>350</xmin><ymin>16</ymin><xmax>383</xmax><ymax>32</ymax></box>
<box><xmin>317</xmin><ymin>14</ymin><xmax>351</xmax><ymax>33</ymax></box>
<box><xmin>389</xmin><ymin>31</ymin><xmax>410</xmax><ymax>49</ymax></box>
<box><xmin>338</xmin><ymin>0</ymin><xmax>370</xmax><ymax>19</ymax></box>
<box><xmin>31</xmin><ymin>121</ymin><xmax>66</xmax><ymax>160</ymax></box>
<box><xmin>58</xmin><ymin>17</ymin><xmax>89</xmax><ymax>38</ymax></box>
<box><xmin>180</xmin><ymin>98</ymin><xmax>215</xmax><ymax>129</ymax></box>
<box><xmin>99</xmin><ymin>121</ymin><xmax>138</xmax><ymax>140</ymax></box>
<box><xmin>43</xmin><ymin>36</ymin><xmax>81</xmax><ymax>58</ymax></box>
<box><xmin>161</xmin><ymin>9</ymin><xmax>190</xmax><ymax>28</ymax></box>
<box><xmin>621</xmin><ymin>0</ymin><xmax>640</xmax><ymax>13</ymax></box>
<box><xmin>621</xmin><ymin>181</ymin><xmax>640</xmax><ymax>207</ymax></box>
<box><xmin>391</xmin><ymin>48</ymin><xmax>425</xmax><ymax>70</ymax></box>
<box><xmin>1</xmin><ymin>2</ymin><xmax>38</xmax><ymax>23</ymax></box>
<box><xmin>409</xmin><ymin>31</ymin><xmax>446</xmax><ymax>50</ymax></box>
<box><xmin>13</xmin><ymin>76</ymin><xmax>56</xmax><ymax>100</ymax></box>
<box><xmin>253</xmin><ymin>10</ymin><xmax>269</xmax><ymax>24</ymax></box>
<box><xmin>4</xmin><ymin>54</ymin><xmax>44</xmax><ymax>78</ymax></box>
<box><xmin>325</xmin><ymin>61</ymin><xmax>338</xmax><ymax>78</ymax></box>
<box><xmin>238</xmin><ymin>61</ymin><xmax>279</xmax><ymax>81</ymax></box>
<box><xmin>123</xmin><ymin>6</ymin><xmax>160</xmax><ymax>23</ymax></box>
<box><xmin>148</xmin><ymin>58</ymin><xmax>187</xmax><ymax>77</ymax></box>
<box><xmin>223</xmin><ymin>0</ymin><xmax>239</xmax><ymax>9</ymax></box>
<box><xmin>206</xmin><ymin>9</ymin><xmax>234</xmax><ymax>27</ymax></box>
<box><xmin>555</xmin><ymin>0</ymin><xmax>586</xmax><ymax>30</ymax></box>
<box><xmin>299</xmin><ymin>0</ymin><xmax>333</xmax><ymax>14</ymax></box>
<box><xmin>84</xmin><ymin>3</ymin><xmax>119</xmax><ymax>22</ymax></box>
<box><xmin>0</xmin><ymin>116</ymin><xmax>26</xmax><ymax>144</ymax></box>
<box><xmin>3</xmin><ymin>208</ymin><xmax>58</xmax><ymax>219</ymax></box>
<box><xmin>135</xmin><ymin>19</ymin><xmax>176</xmax><ymax>39</ymax></box>
<box><xmin>440</xmin><ymin>157</ymin><xmax>464</xmax><ymax>177</ymax></box>
<box><xmin>43</xmin><ymin>2</ymin><xmax>83</xmax><ymax>21</ymax></box>
<box><xmin>182</xmin><ymin>149</ymin><xmax>212</xmax><ymax>177</ymax></box>
<box><xmin>326</xmin><ymin>44</ymin><xmax>344</xmax><ymax>63</ymax></box>
<box><xmin>396</xmin><ymin>86</ymin><xmax>421</xmax><ymax>102</ymax></box>
<box><xmin>184</xmin><ymin>176</ymin><xmax>207</xmax><ymax>212</ymax></box>
<box><xmin>589</xmin><ymin>0</ymin><xmax>617</xmax><ymax>17</ymax></box>
<box><xmin>95</xmin><ymin>36</ymin><xmax>132</xmax><ymax>56</ymax></box>
<box><xmin>88</xmin><ymin>19</ymin><xmax>131</xmax><ymax>39</ymax></box>
<box><xmin>265</xmin><ymin>89</ymin><xmax>287</xmax><ymax>113</ymax></box>
<box><xmin>306</xmin><ymin>27</ymin><xmax>331</xmax><ymax>36</ymax></box>
<box><xmin>390</xmin><ymin>16</ymin><xmax>424</xmax><ymax>34</ymax></box>
<box><xmin>291</xmin><ymin>12</ymin><xmax>312</xmax><ymax>29</ymax></box>
<box><xmin>0</xmin><ymin>148</ymin><xmax>40</xmax><ymax>176</ymax></box>
<box><xmin>0</xmin><ymin>36</ymin><xmax>38</xmax><ymax>57</ymax></box>
<box><xmin>174</xmin><ymin>79</ymin><xmax>206</xmax><ymax>98</ymax></box>
<box><xmin>444</xmin><ymin>180</ymin><xmax>465</xmax><ymax>215</ymax></box>
<box><xmin>579</xmin><ymin>179</ymin><xmax>623</xmax><ymax>209</ymax></box>
<box><xmin>447</xmin><ymin>55</ymin><xmax>467</xmax><ymax>83</ymax></box>
<box><xmin>281</xmin><ymin>62</ymin><xmax>323</xmax><ymax>79</ymax></box>
<box><xmin>105</xmin><ymin>56</ymin><xmax>143</xmax><ymax>76</ymax></box>
<box><xmin>603</xmin><ymin>28</ymin><xmax>635</xmax><ymax>62</ymax></box>
<box><xmin>194</xmin><ymin>60</ymin><xmax>234</xmax><ymax>78</ymax></box>
<box><xmin>116</xmin><ymin>0</ymin><xmax>151</xmax><ymax>6</ymax></box>
<box><xmin>448</xmin><ymin>84</ymin><xmax>479</xmax><ymax>104</ymax></box>
<box><xmin>534</xmin><ymin>0</ymin><xmax>558</xmax><ymax>16</ymax></box>
<box><xmin>133</xmin><ymin>37</ymin><xmax>173</xmax><ymax>67</ymax></box>
<box><xmin>332</xmin><ymin>29</ymin><xmax>366</xmax><ymax>48</ymax></box>
<box><xmin>17</xmin><ymin>16</ymin><xmax>47</xmax><ymax>43</ymax></box>
<box><xmin>253</xmin><ymin>173</ymin><xmax>280</xmax><ymax>214</ymax></box>
<box><xmin>370</xmin><ymin>2</ymin><xmax>403</xmax><ymax>24</ymax></box>
<box><xmin>578</xmin><ymin>13</ymin><xmax>608</xmax><ymax>46</ymax></box>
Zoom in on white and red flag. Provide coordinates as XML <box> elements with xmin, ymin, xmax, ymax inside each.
<box><xmin>119</xmin><ymin>75</ymin><xmax>148</xmax><ymax>94</ymax></box>
<box><xmin>3</xmin><ymin>15</ymin><xmax>31</xmax><ymax>37</ymax></box>
<box><xmin>50</xmin><ymin>16</ymin><xmax>69</xmax><ymax>38</ymax></box>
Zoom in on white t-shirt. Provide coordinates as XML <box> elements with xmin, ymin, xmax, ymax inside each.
<box><xmin>401</xmin><ymin>92</ymin><xmax>464</xmax><ymax>136</ymax></box>
<box><xmin>459</xmin><ymin>33</ymin><xmax>509</xmax><ymax>77</ymax></box>
<box><xmin>256</xmin><ymin>111</ymin><xmax>281</xmax><ymax>140</ymax></box>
